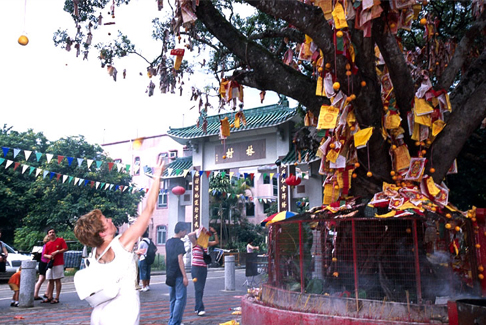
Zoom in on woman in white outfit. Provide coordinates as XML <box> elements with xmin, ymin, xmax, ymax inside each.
<box><xmin>74</xmin><ymin>159</ymin><xmax>164</xmax><ymax>325</ymax></box>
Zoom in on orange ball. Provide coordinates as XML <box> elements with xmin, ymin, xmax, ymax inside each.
<box><xmin>318</xmin><ymin>67</ymin><xmax>323</xmax><ymax>73</ymax></box>
<box><xmin>361</xmin><ymin>81</ymin><xmax>366</xmax><ymax>87</ymax></box>
<box><xmin>332</xmin><ymin>257</ymin><xmax>337</xmax><ymax>262</ymax></box>
<box><xmin>390</xmin><ymin>171</ymin><xmax>396</xmax><ymax>176</ymax></box>
<box><xmin>446</xmin><ymin>213</ymin><xmax>452</xmax><ymax>219</ymax></box>
<box><xmin>366</xmin><ymin>171</ymin><xmax>372</xmax><ymax>177</ymax></box>
<box><xmin>429</xmin><ymin>167</ymin><xmax>435</xmax><ymax>173</ymax></box>
<box><xmin>455</xmin><ymin>226</ymin><xmax>460</xmax><ymax>232</ymax></box>
<box><xmin>333</xmin><ymin>82</ymin><xmax>340</xmax><ymax>91</ymax></box>
<box><xmin>329</xmin><ymin>143</ymin><xmax>336</xmax><ymax>149</ymax></box>
<box><xmin>420</xmin><ymin>18</ymin><xmax>427</xmax><ymax>25</ymax></box>
<box><xmin>476</xmin><ymin>244</ymin><xmax>481</xmax><ymax>249</ymax></box>
<box><xmin>223</xmin><ymin>155</ymin><xmax>227</xmax><ymax>159</ymax></box>
<box><xmin>354</xmin><ymin>162</ymin><xmax>360</xmax><ymax>168</ymax></box>
<box><xmin>333</xmin><ymin>272</ymin><xmax>339</xmax><ymax>277</ymax></box>
<box><xmin>479</xmin><ymin>274</ymin><xmax>485</xmax><ymax>280</ymax></box>
<box><xmin>421</xmin><ymin>149</ymin><xmax>427</xmax><ymax>155</ymax></box>
<box><xmin>349</xmin><ymin>94</ymin><xmax>356</xmax><ymax>100</ymax></box>
<box><xmin>352</xmin><ymin>173</ymin><xmax>357</xmax><ymax>178</ymax></box>
<box><xmin>325</xmin><ymin>63</ymin><xmax>331</xmax><ymax>69</ymax></box>
<box><xmin>336</xmin><ymin>31</ymin><xmax>343</xmax><ymax>38</ymax></box>
<box><xmin>346</xmin><ymin>71</ymin><xmax>352</xmax><ymax>76</ymax></box>
<box><xmin>445</xmin><ymin>223</ymin><xmax>451</xmax><ymax>229</ymax></box>
<box><xmin>18</xmin><ymin>35</ymin><xmax>29</xmax><ymax>46</ymax></box>
<box><xmin>406</xmin><ymin>228</ymin><xmax>411</xmax><ymax>234</ymax></box>
<box><xmin>479</xmin><ymin>265</ymin><xmax>484</xmax><ymax>272</ymax></box>
<box><xmin>345</xmin><ymin>63</ymin><xmax>351</xmax><ymax>70</ymax></box>
<box><xmin>193</xmin><ymin>278</ymin><xmax>198</xmax><ymax>282</ymax></box>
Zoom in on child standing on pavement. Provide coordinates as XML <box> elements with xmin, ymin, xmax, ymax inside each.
<box><xmin>8</xmin><ymin>266</ymin><xmax>21</xmax><ymax>307</ymax></box>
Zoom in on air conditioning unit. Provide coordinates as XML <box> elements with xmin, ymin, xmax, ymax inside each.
<box><xmin>169</xmin><ymin>151</ymin><xmax>178</xmax><ymax>159</ymax></box>
<box><xmin>181</xmin><ymin>193</ymin><xmax>192</xmax><ymax>206</ymax></box>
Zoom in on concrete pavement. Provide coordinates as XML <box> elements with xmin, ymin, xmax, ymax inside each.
<box><xmin>0</xmin><ymin>267</ymin><xmax>257</xmax><ymax>325</ymax></box>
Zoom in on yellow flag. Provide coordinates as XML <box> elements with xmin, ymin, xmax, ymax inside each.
<box><xmin>323</xmin><ymin>183</ymin><xmax>335</xmax><ymax>205</ymax></box>
<box><xmin>354</xmin><ymin>127</ymin><xmax>374</xmax><ymax>149</ymax></box>
<box><xmin>326</xmin><ymin>149</ymin><xmax>339</xmax><ymax>163</ymax></box>
<box><xmin>316</xmin><ymin>76</ymin><xmax>325</xmax><ymax>96</ymax></box>
<box><xmin>332</xmin><ymin>2</ymin><xmax>348</xmax><ymax>29</ymax></box>
<box><xmin>432</xmin><ymin>120</ymin><xmax>446</xmax><ymax>136</ymax></box>
<box><xmin>414</xmin><ymin>110</ymin><xmax>431</xmax><ymax>127</ymax></box>
<box><xmin>318</xmin><ymin>105</ymin><xmax>339</xmax><ymax>129</ymax></box>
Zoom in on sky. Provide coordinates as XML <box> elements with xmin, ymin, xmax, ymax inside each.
<box><xmin>0</xmin><ymin>0</ymin><xmax>286</xmax><ymax>145</ymax></box>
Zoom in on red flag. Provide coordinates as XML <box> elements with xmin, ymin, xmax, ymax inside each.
<box><xmin>13</xmin><ymin>162</ymin><xmax>20</xmax><ymax>171</ymax></box>
<box><xmin>58</xmin><ymin>156</ymin><xmax>64</xmax><ymax>164</ymax></box>
<box><xmin>108</xmin><ymin>162</ymin><xmax>114</xmax><ymax>171</ymax></box>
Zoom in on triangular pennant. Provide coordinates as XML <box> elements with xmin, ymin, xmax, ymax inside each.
<box><xmin>56</xmin><ymin>173</ymin><xmax>62</xmax><ymax>181</ymax></box>
<box><xmin>74</xmin><ymin>177</ymin><xmax>79</xmax><ymax>185</ymax></box>
<box><xmin>167</xmin><ymin>168</ymin><xmax>173</xmax><ymax>176</ymax></box>
<box><xmin>125</xmin><ymin>164</ymin><xmax>131</xmax><ymax>173</ymax></box>
<box><xmin>90</xmin><ymin>181</ymin><xmax>95</xmax><ymax>188</ymax></box>
<box><xmin>57</xmin><ymin>155</ymin><xmax>64</xmax><ymax>164</ymax></box>
<box><xmin>263</xmin><ymin>173</ymin><xmax>267</xmax><ymax>180</ymax></box>
<box><xmin>28</xmin><ymin>166</ymin><xmax>34</xmax><ymax>175</ymax></box>
<box><xmin>270</xmin><ymin>173</ymin><xmax>274</xmax><ymax>180</ymax></box>
<box><xmin>24</xmin><ymin>150</ymin><xmax>32</xmax><ymax>161</ymax></box>
<box><xmin>46</xmin><ymin>154</ymin><xmax>53</xmax><ymax>163</ymax></box>
<box><xmin>36</xmin><ymin>168</ymin><xmax>42</xmax><ymax>177</ymax></box>
<box><xmin>87</xmin><ymin>159</ymin><xmax>94</xmax><ymax>168</ymax></box>
<box><xmin>183</xmin><ymin>169</ymin><xmax>190</xmax><ymax>178</ymax></box>
<box><xmin>0</xmin><ymin>158</ymin><xmax>5</xmax><ymax>166</ymax></box>
<box><xmin>67</xmin><ymin>157</ymin><xmax>74</xmax><ymax>166</ymax></box>
<box><xmin>35</xmin><ymin>152</ymin><xmax>42</xmax><ymax>162</ymax></box>
<box><xmin>43</xmin><ymin>170</ymin><xmax>49</xmax><ymax>178</ymax></box>
<box><xmin>22</xmin><ymin>164</ymin><xmax>28</xmax><ymax>174</ymax></box>
<box><xmin>13</xmin><ymin>162</ymin><xmax>20</xmax><ymax>171</ymax></box>
<box><xmin>105</xmin><ymin>183</ymin><xmax>110</xmax><ymax>190</ymax></box>
<box><xmin>221</xmin><ymin>171</ymin><xmax>226</xmax><ymax>178</ymax></box>
<box><xmin>250</xmin><ymin>173</ymin><xmax>254</xmax><ymax>180</ymax></box>
<box><xmin>5</xmin><ymin>160</ymin><xmax>14</xmax><ymax>169</ymax></box>
<box><xmin>229</xmin><ymin>172</ymin><xmax>234</xmax><ymax>179</ymax></box>
<box><xmin>198</xmin><ymin>171</ymin><xmax>204</xmax><ymax>177</ymax></box>
<box><xmin>109</xmin><ymin>184</ymin><xmax>114</xmax><ymax>190</ymax></box>
<box><xmin>108</xmin><ymin>162</ymin><xmax>114</xmax><ymax>171</ymax></box>
<box><xmin>68</xmin><ymin>176</ymin><xmax>74</xmax><ymax>184</ymax></box>
<box><xmin>101</xmin><ymin>182</ymin><xmax>106</xmax><ymax>189</ymax></box>
<box><xmin>191</xmin><ymin>170</ymin><xmax>196</xmax><ymax>178</ymax></box>
<box><xmin>84</xmin><ymin>179</ymin><xmax>90</xmax><ymax>186</ymax></box>
<box><xmin>123</xmin><ymin>186</ymin><xmax>128</xmax><ymax>192</ymax></box>
<box><xmin>118</xmin><ymin>164</ymin><xmax>124</xmax><ymax>172</ymax></box>
<box><xmin>50</xmin><ymin>172</ymin><xmax>55</xmax><ymax>180</ymax></box>
<box><xmin>79</xmin><ymin>178</ymin><xmax>85</xmax><ymax>186</ymax></box>
<box><xmin>176</xmin><ymin>168</ymin><xmax>181</xmax><ymax>175</ymax></box>
<box><xmin>96</xmin><ymin>160</ymin><xmax>102</xmax><ymax>168</ymax></box>
<box><xmin>13</xmin><ymin>148</ymin><xmax>21</xmax><ymax>158</ymax></box>
<box><xmin>96</xmin><ymin>181</ymin><xmax>100</xmax><ymax>189</ymax></box>
<box><xmin>244</xmin><ymin>173</ymin><xmax>249</xmax><ymax>179</ymax></box>
<box><xmin>2</xmin><ymin>147</ymin><xmax>9</xmax><ymax>157</ymax></box>
<box><xmin>206</xmin><ymin>171</ymin><xmax>211</xmax><ymax>178</ymax></box>
<box><xmin>115</xmin><ymin>185</ymin><xmax>120</xmax><ymax>191</ymax></box>
<box><xmin>214</xmin><ymin>171</ymin><xmax>220</xmax><ymax>178</ymax></box>
<box><xmin>62</xmin><ymin>175</ymin><xmax>68</xmax><ymax>183</ymax></box>
<box><xmin>77</xmin><ymin>158</ymin><xmax>84</xmax><ymax>167</ymax></box>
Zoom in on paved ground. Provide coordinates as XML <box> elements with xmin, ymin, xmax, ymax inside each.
<box><xmin>0</xmin><ymin>268</ymin><xmax>259</xmax><ymax>325</ymax></box>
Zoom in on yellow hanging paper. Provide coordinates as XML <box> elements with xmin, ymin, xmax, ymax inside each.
<box><xmin>432</xmin><ymin>120</ymin><xmax>446</xmax><ymax>136</ymax></box>
<box><xmin>346</xmin><ymin>110</ymin><xmax>356</xmax><ymax>125</ymax></box>
<box><xmin>316</xmin><ymin>76</ymin><xmax>325</xmax><ymax>96</ymax></box>
<box><xmin>326</xmin><ymin>149</ymin><xmax>339</xmax><ymax>163</ymax></box>
<box><xmin>411</xmin><ymin>123</ymin><xmax>420</xmax><ymax>141</ymax></box>
<box><xmin>234</xmin><ymin>115</ymin><xmax>241</xmax><ymax>128</ymax></box>
<box><xmin>318</xmin><ymin>105</ymin><xmax>339</xmax><ymax>129</ymax></box>
<box><xmin>384</xmin><ymin>113</ymin><xmax>401</xmax><ymax>129</ymax></box>
<box><xmin>414</xmin><ymin>110</ymin><xmax>431</xmax><ymax>127</ymax></box>
<box><xmin>445</xmin><ymin>93</ymin><xmax>452</xmax><ymax>111</ymax></box>
<box><xmin>336</xmin><ymin>171</ymin><xmax>343</xmax><ymax>188</ymax></box>
<box><xmin>426</xmin><ymin>177</ymin><xmax>441</xmax><ymax>196</ymax></box>
<box><xmin>323</xmin><ymin>183</ymin><xmax>335</xmax><ymax>205</ymax></box>
<box><xmin>219</xmin><ymin>79</ymin><xmax>229</xmax><ymax>98</ymax></box>
<box><xmin>375</xmin><ymin>210</ymin><xmax>396</xmax><ymax>218</ymax></box>
<box><xmin>393</xmin><ymin>145</ymin><xmax>411</xmax><ymax>171</ymax></box>
<box><xmin>354</xmin><ymin>127</ymin><xmax>374</xmax><ymax>149</ymax></box>
<box><xmin>315</xmin><ymin>0</ymin><xmax>333</xmax><ymax>20</ymax></box>
<box><xmin>415</xmin><ymin>98</ymin><xmax>434</xmax><ymax>115</ymax></box>
<box><xmin>220</xmin><ymin>118</ymin><xmax>230</xmax><ymax>137</ymax></box>
<box><xmin>332</xmin><ymin>2</ymin><xmax>348</xmax><ymax>29</ymax></box>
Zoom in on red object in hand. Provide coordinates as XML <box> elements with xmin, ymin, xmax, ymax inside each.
<box><xmin>171</xmin><ymin>186</ymin><xmax>186</xmax><ymax>196</ymax></box>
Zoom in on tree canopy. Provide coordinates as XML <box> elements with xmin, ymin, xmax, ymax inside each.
<box><xmin>55</xmin><ymin>0</ymin><xmax>486</xmax><ymax>209</ymax></box>
<box><xmin>0</xmin><ymin>125</ymin><xmax>143</xmax><ymax>249</ymax></box>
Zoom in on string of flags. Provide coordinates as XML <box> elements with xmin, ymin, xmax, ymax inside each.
<box><xmin>1</xmin><ymin>146</ymin><xmax>138</xmax><ymax>174</ymax></box>
<box><xmin>0</xmin><ymin>157</ymin><xmax>151</xmax><ymax>194</ymax></box>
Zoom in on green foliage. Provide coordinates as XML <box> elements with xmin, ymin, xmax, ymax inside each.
<box><xmin>0</xmin><ymin>126</ymin><xmax>142</xmax><ymax>250</ymax></box>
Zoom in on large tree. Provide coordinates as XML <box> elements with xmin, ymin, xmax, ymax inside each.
<box><xmin>55</xmin><ymin>0</ymin><xmax>486</xmax><ymax>208</ymax></box>
<box><xmin>0</xmin><ymin>126</ymin><xmax>143</xmax><ymax>249</ymax></box>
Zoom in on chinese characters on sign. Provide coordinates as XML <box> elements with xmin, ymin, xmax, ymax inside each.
<box><xmin>192</xmin><ymin>173</ymin><xmax>201</xmax><ymax>230</ymax></box>
<box><xmin>278</xmin><ymin>165</ymin><xmax>288</xmax><ymax>212</ymax></box>
<box><xmin>215</xmin><ymin>139</ymin><xmax>266</xmax><ymax>164</ymax></box>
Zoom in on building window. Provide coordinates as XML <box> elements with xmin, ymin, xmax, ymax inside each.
<box><xmin>156</xmin><ymin>225</ymin><xmax>167</xmax><ymax>245</ymax></box>
<box><xmin>134</xmin><ymin>156</ymin><xmax>141</xmax><ymax>175</ymax></box>
<box><xmin>158</xmin><ymin>190</ymin><xmax>168</xmax><ymax>208</ymax></box>
<box><xmin>273</xmin><ymin>177</ymin><xmax>278</xmax><ymax>196</ymax></box>
<box><xmin>246</xmin><ymin>202</ymin><xmax>255</xmax><ymax>217</ymax></box>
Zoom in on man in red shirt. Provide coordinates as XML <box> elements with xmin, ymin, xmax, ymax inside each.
<box><xmin>42</xmin><ymin>228</ymin><xmax>68</xmax><ymax>304</ymax></box>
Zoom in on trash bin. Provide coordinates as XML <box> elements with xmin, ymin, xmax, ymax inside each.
<box><xmin>63</xmin><ymin>251</ymin><xmax>82</xmax><ymax>269</ymax></box>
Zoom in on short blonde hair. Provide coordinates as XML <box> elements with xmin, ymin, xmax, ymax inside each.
<box><xmin>74</xmin><ymin>209</ymin><xmax>105</xmax><ymax>248</ymax></box>
<box><xmin>43</xmin><ymin>235</ymin><xmax>49</xmax><ymax>244</ymax></box>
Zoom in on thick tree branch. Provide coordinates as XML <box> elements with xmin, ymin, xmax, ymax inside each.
<box><xmin>437</xmin><ymin>9</ymin><xmax>486</xmax><ymax>90</ymax></box>
<box><xmin>248</xmin><ymin>27</ymin><xmax>305</xmax><ymax>43</ymax></box>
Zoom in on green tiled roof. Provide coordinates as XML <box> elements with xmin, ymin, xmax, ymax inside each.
<box><xmin>167</xmin><ymin>102</ymin><xmax>297</xmax><ymax>140</ymax></box>
<box><xmin>144</xmin><ymin>156</ymin><xmax>193</xmax><ymax>179</ymax></box>
<box><xmin>281</xmin><ymin>148</ymin><xmax>319</xmax><ymax>165</ymax></box>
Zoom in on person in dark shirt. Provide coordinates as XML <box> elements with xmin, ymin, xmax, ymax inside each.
<box><xmin>165</xmin><ymin>222</ymin><xmax>188</xmax><ymax>325</ymax></box>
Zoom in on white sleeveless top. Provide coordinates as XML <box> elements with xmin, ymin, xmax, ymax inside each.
<box><xmin>90</xmin><ymin>235</ymin><xmax>140</xmax><ymax>325</ymax></box>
